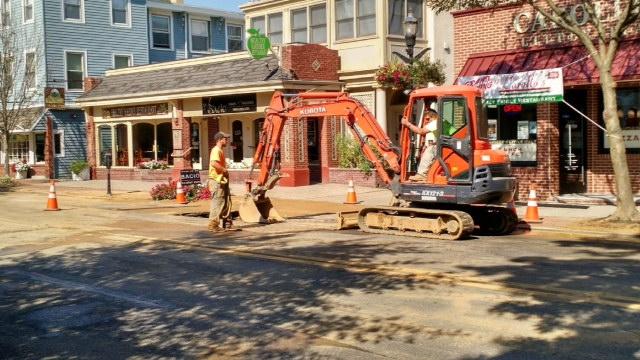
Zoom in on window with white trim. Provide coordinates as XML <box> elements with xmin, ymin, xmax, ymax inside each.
<box><xmin>310</xmin><ymin>4</ymin><xmax>327</xmax><ymax>44</ymax></box>
<box><xmin>1</xmin><ymin>0</ymin><xmax>11</xmax><ymax>26</ymax></box>
<box><xmin>250</xmin><ymin>16</ymin><xmax>265</xmax><ymax>34</ymax></box>
<box><xmin>389</xmin><ymin>0</ymin><xmax>423</xmax><ymax>38</ymax></box>
<box><xmin>291</xmin><ymin>8</ymin><xmax>307</xmax><ymax>43</ymax></box>
<box><xmin>290</xmin><ymin>5</ymin><xmax>327</xmax><ymax>44</ymax></box>
<box><xmin>54</xmin><ymin>132</ymin><xmax>63</xmax><ymax>156</ymax></box>
<box><xmin>63</xmin><ymin>0</ymin><xmax>82</xmax><ymax>21</ymax></box>
<box><xmin>9</xmin><ymin>134</ymin><xmax>29</xmax><ymax>164</ymax></box>
<box><xmin>23</xmin><ymin>0</ymin><xmax>33</xmax><ymax>22</ymax></box>
<box><xmin>151</xmin><ymin>14</ymin><xmax>171</xmax><ymax>49</ymax></box>
<box><xmin>35</xmin><ymin>132</ymin><xmax>45</xmax><ymax>162</ymax></box>
<box><xmin>267</xmin><ymin>13</ymin><xmax>282</xmax><ymax>45</ymax></box>
<box><xmin>227</xmin><ymin>24</ymin><xmax>243</xmax><ymax>52</ymax></box>
<box><xmin>65</xmin><ymin>51</ymin><xmax>84</xmax><ymax>91</ymax></box>
<box><xmin>191</xmin><ymin>19</ymin><xmax>209</xmax><ymax>52</ymax></box>
<box><xmin>111</xmin><ymin>0</ymin><xmax>129</xmax><ymax>26</ymax></box>
<box><xmin>336</xmin><ymin>0</ymin><xmax>376</xmax><ymax>40</ymax></box>
<box><xmin>24</xmin><ymin>51</ymin><xmax>35</xmax><ymax>89</ymax></box>
<box><xmin>113</xmin><ymin>54</ymin><xmax>131</xmax><ymax>69</ymax></box>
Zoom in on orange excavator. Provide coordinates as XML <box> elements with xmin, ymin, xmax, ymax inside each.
<box><xmin>239</xmin><ymin>85</ymin><xmax>517</xmax><ymax>240</ymax></box>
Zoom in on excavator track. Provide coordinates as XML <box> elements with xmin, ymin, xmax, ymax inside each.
<box><xmin>357</xmin><ymin>206</ymin><xmax>475</xmax><ymax>240</ymax></box>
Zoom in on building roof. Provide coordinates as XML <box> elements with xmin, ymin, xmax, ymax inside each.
<box><xmin>457</xmin><ymin>39</ymin><xmax>640</xmax><ymax>85</ymax></box>
<box><xmin>7</xmin><ymin>107</ymin><xmax>45</xmax><ymax>132</ymax></box>
<box><xmin>146</xmin><ymin>1</ymin><xmax>244</xmax><ymax>21</ymax></box>
<box><xmin>78</xmin><ymin>56</ymin><xmax>295</xmax><ymax>103</ymax></box>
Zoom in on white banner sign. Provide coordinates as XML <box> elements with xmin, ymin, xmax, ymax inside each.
<box><xmin>604</xmin><ymin>129</ymin><xmax>640</xmax><ymax>149</ymax></box>
<box><xmin>492</xmin><ymin>140</ymin><xmax>537</xmax><ymax>162</ymax></box>
<box><xmin>457</xmin><ymin>68</ymin><xmax>564</xmax><ymax>105</ymax></box>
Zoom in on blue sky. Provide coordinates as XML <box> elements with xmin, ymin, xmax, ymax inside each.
<box><xmin>185</xmin><ymin>0</ymin><xmax>246</xmax><ymax>12</ymax></box>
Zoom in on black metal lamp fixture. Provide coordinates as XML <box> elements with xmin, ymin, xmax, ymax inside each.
<box><xmin>392</xmin><ymin>10</ymin><xmax>429</xmax><ymax>65</ymax></box>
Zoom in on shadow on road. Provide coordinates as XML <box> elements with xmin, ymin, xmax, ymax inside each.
<box><xmin>458</xmin><ymin>238</ymin><xmax>640</xmax><ymax>360</ymax></box>
<box><xmin>0</xmin><ymin>236</ymin><xmax>442</xmax><ymax>359</ymax></box>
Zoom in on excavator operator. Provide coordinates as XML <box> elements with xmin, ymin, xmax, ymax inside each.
<box><xmin>402</xmin><ymin>108</ymin><xmax>439</xmax><ymax>181</ymax></box>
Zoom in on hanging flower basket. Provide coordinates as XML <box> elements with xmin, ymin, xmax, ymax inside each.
<box><xmin>375</xmin><ymin>62</ymin><xmax>412</xmax><ymax>90</ymax></box>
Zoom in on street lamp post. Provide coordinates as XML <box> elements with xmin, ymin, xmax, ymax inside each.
<box><xmin>392</xmin><ymin>10</ymin><xmax>429</xmax><ymax>65</ymax></box>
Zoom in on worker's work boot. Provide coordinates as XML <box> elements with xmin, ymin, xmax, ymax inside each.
<box><xmin>408</xmin><ymin>173</ymin><xmax>426</xmax><ymax>182</ymax></box>
<box><xmin>208</xmin><ymin>219</ymin><xmax>221</xmax><ymax>232</ymax></box>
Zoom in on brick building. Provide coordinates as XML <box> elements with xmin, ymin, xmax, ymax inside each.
<box><xmin>76</xmin><ymin>44</ymin><xmax>371</xmax><ymax>186</ymax></box>
<box><xmin>453</xmin><ymin>3</ymin><xmax>640</xmax><ymax>200</ymax></box>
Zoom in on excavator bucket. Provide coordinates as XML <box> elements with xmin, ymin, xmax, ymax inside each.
<box><xmin>239</xmin><ymin>194</ymin><xmax>285</xmax><ymax>224</ymax></box>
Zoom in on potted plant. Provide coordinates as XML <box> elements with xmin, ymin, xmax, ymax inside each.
<box><xmin>14</xmin><ymin>161</ymin><xmax>30</xmax><ymax>180</ymax></box>
<box><xmin>70</xmin><ymin>160</ymin><xmax>90</xmax><ymax>181</ymax></box>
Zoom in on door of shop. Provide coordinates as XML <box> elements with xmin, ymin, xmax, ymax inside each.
<box><xmin>308</xmin><ymin>118</ymin><xmax>322</xmax><ymax>184</ymax></box>
<box><xmin>559</xmin><ymin>90</ymin><xmax>587</xmax><ymax>194</ymax></box>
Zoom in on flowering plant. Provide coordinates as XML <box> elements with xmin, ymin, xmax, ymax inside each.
<box><xmin>149</xmin><ymin>180</ymin><xmax>211</xmax><ymax>201</ymax></box>
<box><xmin>139</xmin><ymin>160</ymin><xmax>168</xmax><ymax>170</ymax></box>
<box><xmin>375</xmin><ymin>62</ymin><xmax>411</xmax><ymax>90</ymax></box>
<box><xmin>14</xmin><ymin>162</ymin><xmax>30</xmax><ymax>172</ymax></box>
<box><xmin>375</xmin><ymin>59</ymin><xmax>446</xmax><ymax>90</ymax></box>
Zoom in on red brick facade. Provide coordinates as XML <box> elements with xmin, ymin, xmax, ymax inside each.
<box><xmin>281</xmin><ymin>44</ymin><xmax>340</xmax><ymax>81</ymax></box>
<box><xmin>454</xmin><ymin>2</ymin><xmax>640</xmax><ymax>199</ymax></box>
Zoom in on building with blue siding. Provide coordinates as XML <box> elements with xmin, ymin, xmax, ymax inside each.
<box><xmin>0</xmin><ymin>0</ymin><xmax>242</xmax><ymax>179</ymax></box>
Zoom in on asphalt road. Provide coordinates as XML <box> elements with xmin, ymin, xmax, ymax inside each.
<box><xmin>0</xmin><ymin>188</ymin><xmax>639</xmax><ymax>359</ymax></box>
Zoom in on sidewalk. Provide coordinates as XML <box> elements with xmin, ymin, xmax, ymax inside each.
<box><xmin>20</xmin><ymin>179</ymin><xmax>640</xmax><ymax>239</ymax></box>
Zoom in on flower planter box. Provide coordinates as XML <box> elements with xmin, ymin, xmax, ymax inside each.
<box><xmin>72</xmin><ymin>168</ymin><xmax>90</xmax><ymax>181</ymax></box>
<box><xmin>328</xmin><ymin>168</ymin><xmax>384</xmax><ymax>188</ymax></box>
<box><xmin>15</xmin><ymin>170</ymin><xmax>28</xmax><ymax>180</ymax></box>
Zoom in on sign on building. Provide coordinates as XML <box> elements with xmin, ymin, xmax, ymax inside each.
<box><xmin>457</xmin><ymin>68</ymin><xmax>564</xmax><ymax>105</ymax></box>
<box><xmin>247</xmin><ymin>29</ymin><xmax>271</xmax><ymax>60</ymax></box>
<box><xmin>44</xmin><ymin>87</ymin><xmax>65</xmax><ymax>109</ymax></box>
<box><xmin>202</xmin><ymin>94</ymin><xmax>257</xmax><ymax>114</ymax></box>
<box><xmin>180</xmin><ymin>169</ymin><xmax>202</xmax><ymax>185</ymax></box>
<box><xmin>103</xmin><ymin>103</ymin><xmax>169</xmax><ymax>118</ymax></box>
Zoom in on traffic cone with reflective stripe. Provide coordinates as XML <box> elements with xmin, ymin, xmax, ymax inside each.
<box><xmin>176</xmin><ymin>181</ymin><xmax>188</xmax><ymax>204</ymax></box>
<box><xmin>45</xmin><ymin>181</ymin><xmax>60</xmax><ymax>211</ymax></box>
<box><xmin>523</xmin><ymin>189</ymin><xmax>542</xmax><ymax>223</ymax></box>
<box><xmin>344</xmin><ymin>180</ymin><xmax>359</xmax><ymax>204</ymax></box>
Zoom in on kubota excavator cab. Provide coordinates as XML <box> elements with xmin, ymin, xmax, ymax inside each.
<box><xmin>395</xmin><ymin>85</ymin><xmax>517</xmax><ymax>233</ymax></box>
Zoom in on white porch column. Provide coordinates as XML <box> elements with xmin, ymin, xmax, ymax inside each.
<box><xmin>375</xmin><ymin>88</ymin><xmax>388</xmax><ymax>133</ymax></box>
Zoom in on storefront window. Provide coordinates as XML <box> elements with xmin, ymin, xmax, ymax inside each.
<box><xmin>617</xmin><ymin>89</ymin><xmax>640</xmax><ymax>129</ymax></box>
<box><xmin>133</xmin><ymin>123</ymin><xmax>154</xmax><ymax>166</ymax></box>
<box><xmin>114</xmin><ymin>124</ymin><xmax>128</xmax><ymax>166</ymax></box>
<box><xmin>600</xmin><ymin>88</ymin><xmax>640</xmax><ymax>152</ymax></box>
<box><xmin>191</xmin><ymin>122</ymin><xmax>200</xmax><ymax>164</ymax></box>
<box><xmin>487</xmin><ymin>104</ymin><xmax>537</xmax><ymax>166</ymax></box>
<box><xmin>156</xmin><ymin>122</ymin><xmax>173</xmax><ymax>165</ymax></box>
<box><xmin>98</xmin><ymin>125</ymin><xmax>112</xmax><ymax>166</ymax></box>
<box><xmin>8</xmin><ymin>134</ymin><xmax>29</xmax><ymax>164</ymax></box>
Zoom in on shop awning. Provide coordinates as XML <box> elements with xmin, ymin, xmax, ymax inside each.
<box><xmin>457</xmin><ymin>40</ymin><xmax>640</xmax><ymax>86</ymax></box>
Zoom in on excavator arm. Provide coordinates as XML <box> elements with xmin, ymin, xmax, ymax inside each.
<box><xmin>240</xmin><ymin>91</ymin><xmax>401</xmax><ymax>223</ymax></box>
<box><xmin>251</xmin><ymin>91</ymin><xmax>401</xmax><ymax>191</ymax></box>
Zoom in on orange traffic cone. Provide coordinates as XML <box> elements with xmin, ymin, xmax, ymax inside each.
<box><xmin>344</xmin><ymin>180</ymin><xmax>359</xmax><ymax>204</ymax></box>
<box><xmin>523</xmin><ymin>189</ymin><xmax>542</xmax><ymax>223</ymax></box>
<box><xmin>176</xmin><ymin>181</ymin><xmax>188</xmax><ymax>204</ymax></box>
<box><xmin>45</xmin><ymin>181</ymin><xmax>60</xmax><ymax>211</ymax></box>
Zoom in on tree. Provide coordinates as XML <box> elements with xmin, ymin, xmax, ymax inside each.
<box><xmin>427</xmin><ymin>0</ymin><xmax>640</xmax><ymax>221</ymax></box>
<box><xmin>0</xmin><ymin>26</ymin><xmax>41</xmax><ymax>176</ymax></box>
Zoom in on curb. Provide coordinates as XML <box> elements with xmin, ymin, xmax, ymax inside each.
<box><xmin>517</xmin><ymin>222</ymin><xmax>640</xmax><ymax>244</ymax></box>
